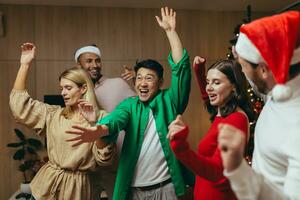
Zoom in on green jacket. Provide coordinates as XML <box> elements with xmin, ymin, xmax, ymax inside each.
<box><xmin>99</xmin><ymin>49</ymin><xmax>194</xmax><ymax>200</ymax></box>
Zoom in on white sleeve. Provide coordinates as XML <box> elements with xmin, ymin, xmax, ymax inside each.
<box><xmin>283</xmin><ymin>130</ymin><xmax>300</xmax><ymax>199</ymax></box>
<box><xmin>224</xmin><ymin>160</ymin><xmax>290</xmax><ymax>200</ymax></box>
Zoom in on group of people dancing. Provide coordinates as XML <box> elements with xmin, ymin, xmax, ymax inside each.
<box><xmin>9</xmin><ymin>6</ymin><xmax>300</xmax><ymax>200</ymax></box>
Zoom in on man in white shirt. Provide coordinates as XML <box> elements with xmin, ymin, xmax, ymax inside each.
<box><xmin>75</xmin><ymin>44</ymin><xmax>136</xmax><ymax>199</ymax></box>
<box><xmin>218</xmin><ymin>11</ymin><xmax>300</xmax><ymax>200</ymax></box>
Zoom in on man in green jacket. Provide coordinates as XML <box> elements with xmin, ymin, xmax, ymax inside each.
<box><xmin>66</xmin><ymin>7</ymin><xmax>194</xmax><ymax>200</ymax></box>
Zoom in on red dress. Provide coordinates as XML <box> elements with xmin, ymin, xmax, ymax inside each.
<box><xmin>169</xmin><ymin>60</ymin><xmax>248</xmax><ymax>199</ymax></box>
<box><xmin>170</xmin><ymin>113</ymin><xmax>248</xmax><ymax>199</ymax></box>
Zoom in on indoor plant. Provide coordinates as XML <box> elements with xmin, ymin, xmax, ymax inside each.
<box><xmin>7</xmin><ymin>128</ymin><xmax>44</xmax><ymax>199</ymax></box>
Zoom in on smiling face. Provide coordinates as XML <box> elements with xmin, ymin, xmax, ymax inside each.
<box><xmin>77</xmin><ymin>52</ymin><xmax>102</xmax><ymax>83</ymax></box>
<box><xmin>135</xmin><ymin>67</ymin><xmax>162</xmax><ymax>102</ymax></box>
<box><xmin>59</xmin><ymin>78</ymin><xmax>86</xmax><ymax>107</ymax></box>
<box><xmin>206</xmin><ymin>68</ymin><xmax>235</xmax><ymax>107</ymax></box>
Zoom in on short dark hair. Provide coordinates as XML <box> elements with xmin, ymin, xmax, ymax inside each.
<box><xmin>248</xmin><ymin>60</ymin><xmax>259</xmax><ymax>69</ymax></box>
<box><xmin>206</xmin><ymin>59</ymin><xmax>254</xmax><ymax>122</ymax></box>
<box><xmin>289</xmin><ymin>61</ymin><xmax>300</xmax><ymax>78</ymax></box>
<box><xmin>134</xmin><ymin>59</ymin><xmax>164</xmax><ymax>79</ymax></box>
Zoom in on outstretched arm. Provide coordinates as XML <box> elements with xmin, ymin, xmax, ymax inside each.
<box><xmin>156</xmin><ymin>7</ymin><xmax>182</xmax><ymax>63</ymax></box>
<box><xmin>193</xmin><ymin>56</ymin><xmax>208</xmax><ymax>102</ymax></box>
<box><xmin>13</xmin><ymin>43</ymin><xmax>36</xmax><ymax>90</ymax></box>
<box><xmin>66</xmin><ymin>124</ymin><xmax>109</xmax><ymax>147</ymax></box>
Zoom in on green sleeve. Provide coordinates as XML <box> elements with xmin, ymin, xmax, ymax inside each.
<box><xmin>167</xmin><ymin>48</ymin><xmax>191</xmax><ymax>114</ymax></box>
<box><xmin>97</xmin><ymin>98</ymin><xmax>132</xmax><ymax>143</ymax></box>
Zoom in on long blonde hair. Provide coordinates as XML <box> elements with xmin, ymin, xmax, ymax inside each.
<box><xmin>59</xmin><ymin>67</ymin><xmax>101</xmax><ymax>118</ymax></box>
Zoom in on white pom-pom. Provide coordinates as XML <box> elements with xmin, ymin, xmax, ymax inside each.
<box><xmin>272</xmin><ymin>84</ymin><xmax>292</xmax><ymax>102</ymax></box>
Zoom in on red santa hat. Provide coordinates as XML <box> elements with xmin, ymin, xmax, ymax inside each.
<box><xmin>236</xmin><ymin>11</ymin><xmax>300</xmax><ymax>101</ymax></box>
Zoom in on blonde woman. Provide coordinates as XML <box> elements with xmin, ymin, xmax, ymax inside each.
<box><xmin>10</xmin><ymin>42</ymin><xmax>115</xmax><ymax>200</ymax></box>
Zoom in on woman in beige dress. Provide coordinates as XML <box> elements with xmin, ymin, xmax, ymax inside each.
<box><xmin>10</xmin><ymin>42</ymin><xmax>115</xmax><ymax>200</ymax></box>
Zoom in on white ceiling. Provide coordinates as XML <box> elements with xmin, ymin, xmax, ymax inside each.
<box><xmin>0</xmin><ymin>0</ymin><xmax>298</xmax><ymax>12</ymax></box>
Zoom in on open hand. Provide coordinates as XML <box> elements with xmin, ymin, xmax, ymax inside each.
<box><xmin>65</xmin><ymin>125</ymin><xmax>106</xmax><ymax>147</ymax></box>
<box><xmin>78</xmin><ymin>99</ymin><xmax>97</xmax><ymax>123</ymax></box>
<box><xmin>20</xmin><ymin>42</ymin><xmax>36</xmax><ymax>65</ymax></box>
<box><xmin>121</xmin><ymin>65</ymin><xmax>135</xmax><ymax>81</ymax></box>
<box><xmin>155</xmin><ymin>7</ymin><xmax>176</xmax><ymax>32</ymax></box>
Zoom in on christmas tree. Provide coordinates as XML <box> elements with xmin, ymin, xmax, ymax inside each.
<box><xmin>227</xmin><ymin>5</ymin><xmax>264</xmax><ymax>164</ymax></box>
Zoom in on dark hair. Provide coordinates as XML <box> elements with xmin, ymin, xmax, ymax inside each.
<box><xmin>206</xmin><ymin>59</ymin><xmax>254</xmax><ymax>122</ymax></box>
<box><xmin>248</xmin><ymin>60</ymin><xmax>259</xmax><ymax>69</ymax></box>
<box><xmin>134</xmin><ymin>59</ymin><xmax>164</xmax><ymax>79</ymax></box>
<box><xmin>289</xmin><ymin>61</ymin><xmax>300</xmax><ymax>78</ymax></box>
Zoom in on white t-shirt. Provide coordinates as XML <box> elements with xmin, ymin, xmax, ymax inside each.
<box><xmin>131</xmin><ymin>110</ymin><xmax>170</xmax><ymax>187</ymax></box>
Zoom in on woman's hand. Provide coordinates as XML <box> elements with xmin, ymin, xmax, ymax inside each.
<box><xmin>78</xmin><ymin>99</ymin><xmax>97</xmax><ymax>124</ymax></box>
<box><xmin>20</xmin><ymin>42</ymin><xmax>36</xmax><ymax>65</ymax></box>
<box><xmin>193</xmin><ymin>56</ymin><xmax>206</xmax><ymax>67</ymax></box>
<box><xmin>167</xmin><ymin>115</ymin><xmax>186</xmax><ymax>140</ymax></box>
<box><xmin>193</xmin><ymin>56</ymin><xmax>208</xmax><ymax>101</ymax></box>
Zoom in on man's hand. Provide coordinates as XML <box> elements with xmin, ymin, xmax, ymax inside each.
<box><xmin>121</xmin><ymin>65</ymin><xmax>135</xmax><ymax>81</ymax></box>
<box><xmin>65</xmin><ymin>125</ymin><xmax>108</xmax><ymax>147</ymax></box>
<box><xmin>218</xmin><ymin>123</ymin><xmax>246</xmax><ymax>172</ymax></box>
<box><xmin>155</xmin><ymin>7</ymin><xmax>176</xmax><ymax>32</ymax></box>
<box><xmin>167</xmin><ymin>115</ymin><xmax>186</xmax><ymax>140</ymax></box>
<box><xmin>20</xmin><ymin>42</ymin><xmax>36</xmax><ymax>65</ymax></box>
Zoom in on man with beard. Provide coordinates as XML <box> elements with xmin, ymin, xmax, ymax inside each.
<box><xmin>75</xmin><ymin>45</ymin><xmax>135</xmax><ymax>199</ymax></box>
<box><xmin>75</xmin><ymin>45</ymin><xmax>136</xmax><ymax>112</ymax></box>
<box><xmin>218</xmin><ymin>11</ymin><xmax>300</xmax><ymax>199</ymax></box>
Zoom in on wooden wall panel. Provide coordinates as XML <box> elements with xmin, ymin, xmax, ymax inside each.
<box><xmin>0</xmin><ymin>5</ymin><xmax>35</xmax><ymax>60</ymax></box>
<box><xmin>0</xmin><ymin>4</ymin><xmax>269</xmax><ymax>199</ymax></box>
<box><xmin>140</xmin><ymin>9</ymin><xmax>169</xmax><ymax>60</ymax></box>
<box><xmin>97</xmin><ymin>8</ymin><xmax>142</xmax><ymax>60</ymax></box>
<box><xmin>35</xmin><ymin>61</ymin><xmax>73</xmax><ymax>100</ymax></box>
<box><xmin>35</xmin><ymin>6</ymin><xmax>99</xmax><ymax>60</ymax></box>
<box><xmin>0</xmin><ymin>61</ymin><xmax>36</xmax><ymax>199</ymax></box>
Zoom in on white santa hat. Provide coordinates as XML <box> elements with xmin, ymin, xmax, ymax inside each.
<box><xmin>74</xmin><ymin>45</ymin><xmax>101</xmax><ymax>62</ymax></box>
<box><xmin>236</xmin><ymin>11</ymin><xmax>300</xmax><ymax>101</ymax></box>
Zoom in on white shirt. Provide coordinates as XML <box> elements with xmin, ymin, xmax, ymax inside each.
<box><xmin>94</xmin><ymin>76</ymin><xmax>135</xmax><ymax>154</ymax></box>
<box><xmin>131</xmin><ymin>110</ymin><xmax>170</xmax><ymax>187</ymax></box>
<box><xmin>225</xmin><ymin>74</ymin><xmax>300</xmax><ymax>200</ymax></box>
<box><xmin>95</xmin><ymin>76</ymin><xmax>136</xmax><ymax>112</ymax></box>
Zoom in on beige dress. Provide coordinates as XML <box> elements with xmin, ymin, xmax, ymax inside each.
<box><xmin>10</xmin><ymin>90</ymin><xmax>114</xmax><ymax>200</ymax></box>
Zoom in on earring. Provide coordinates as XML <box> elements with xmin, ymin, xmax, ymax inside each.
<box><xmin>232</xmin><ymin>90</ymin><xmax>238</xmax><ymax>99</ymax></box>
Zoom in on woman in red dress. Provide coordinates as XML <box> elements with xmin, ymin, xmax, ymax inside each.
<box><xmin>167</xmin><ymin>57</ymin><xmax>254</xmax><ymax>200</ymax></box>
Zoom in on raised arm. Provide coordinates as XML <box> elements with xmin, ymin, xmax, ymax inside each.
<box><xmin>169</xmin><ymin>113</ymin><xmax>249</xmax><ymax>182</ymax></box>
<box><xmin>167</xmin><ymin>115</ymin><xmax>224</xmax><ymax>182</ymax></box>
<box><xmin>193</xmin><ymin>56</ymin><xmax>208</xmax><ymax>102</ymax></box>
<box><xmin>156</xmin><ymin>7</ymin><xmax>182</xmax><ymax>63</ymax></box>
<box><xmin>156</xmin><ymin>7</ymin><xmax>191</xmax><ymax>113</ymax></box>
<box><xmin>13</xmin><ymin>43</ymin><xmax>36</xmax><ymax>90</ymax></box>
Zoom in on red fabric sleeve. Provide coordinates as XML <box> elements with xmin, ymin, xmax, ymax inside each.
<box><xmin>221</xmin><ymin>112</ymin><xmax>249</xmax><ymax>139</ymax></box>
<box><xmin>193</xmin><ymin>60</ymin><xmax>208</xmax><ymax>102</ymax></box>
<box><xmin>170</xmin><ymin>112</ymin><xmax>249</xmax><ymax>182</ymax></box>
